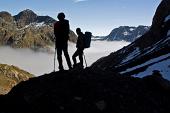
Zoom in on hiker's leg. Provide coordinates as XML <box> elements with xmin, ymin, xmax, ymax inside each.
<box><xmin>72</xmin><ymin>50</ymin><xmax>79</xmax><ymax>65</ymax></box>
<box><xmin>57</xmin><ymin>47</ymin><xmax>63</xmax><ymax>70</ymax></box>
<box><xmin>78</xmin><ymin>49</ymin><xmax>84</xmax><ymax>66</ymax></box>
<box><xmin>63</xmin><ymin>44</ymin><xmax>72</xmax><ymax>69</ymax></box>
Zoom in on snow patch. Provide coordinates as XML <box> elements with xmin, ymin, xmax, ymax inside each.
<box><xmin>164</xmin><ymin>15</ymin><xmax>170</xmax><ymax>22</ymax></box>
<box><xmin>35</xmin><ymin>22</ymin><xmax>45</xmax><ymax>27</ymax></box>
<box><xmin>167</xmin><ymin>30</ymin><xmax>170</xmax><ymax>36</ymax></box>
<box><xmin>123</xmin><ymin>31</ymin><xmax>130</xmax><ymax>36</ymax></box>
<box><xmin>132</xmin><ymin>59</ymin><xmax>170</xmax><ymax>80</ymax></box>
<box><xmin>130</xmin><ymin>28</ymin><xmax>135</xmax><ymax>31</ymax></box>
<box><xmin>17</xmin><ymin>22</ymin><xmax>46</xmax><ymax>30</ymax></box>
<box><xmin>136</xmin><ymin>35</ymin><xmax>142</xmax><ymax>38</ymax></box>
<box><xmin>121</xmin><ymin>47</ymin><xmax>140</xmax><ymax>63</ymax></box>
<box><xmin>144</xmin><ymin>26</ymin><xmax>149</xmax><ymax>30</ymax></box>
<box><xmin>120</xmin><ymin>53</ymin><xmax>170</xmax><ymax>79</ymax></box>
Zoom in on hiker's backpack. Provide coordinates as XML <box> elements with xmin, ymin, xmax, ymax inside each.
<box><xmin>84</xmin><ymin>31</ymin><xmax>92</xmax><ymax>48</ymax></box>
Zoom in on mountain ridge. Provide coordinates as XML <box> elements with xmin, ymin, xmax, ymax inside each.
<box><xmin>105</xmin><ymin>25</ymin><xmax>150</xmax><ymax>42</ymax></box>
<box><xmin>14</xmin><ymin>9</ymin><xmax>56</xmax><ymax>28</ymax></box>
<box><xmin>0</xmin><ymin>9</ymin><xmax>77</xmax><ymax>52</ymax></box>
<box><xmin>92</xmin><ymin>25</ymin><xmax>149</xmax><ymax>42</ymax></box>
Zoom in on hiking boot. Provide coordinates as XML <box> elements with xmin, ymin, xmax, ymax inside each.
<box><xmin>73</xmin><ymin>63</ymin><xmax>84</xmax><ymax>69</ymax></box>
<box><xmin>58</xmin><ymin>66</ymin><xmax>64</xmax><ymax>71</ymax></box>
<box><xmin>73</xmin><ymin>64</ymin><xmax>77</xmax><ymax>68</ymax></box>
<box><xmin>69</xmin><ymin>66</ymin><xmax>73</xmax><ymax>70</ymax></box>
<box><xmin>59</xmin><ymin>68</ymin><xmax>64</xmax><ymax>72</ymax></box>
<box><xmin>80</xmin><ymin>64</ymin><xmax>84</xmax><ymax>69</ymax></box>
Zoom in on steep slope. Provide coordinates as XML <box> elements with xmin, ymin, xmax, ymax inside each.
<box><xmin>105</xmin><ymin>26</ymin><xmax>149</xmax><ymax>42</ymax></box>
<box><xmin>0</xmin><ymin>64</ymin><xmax>33</xmax><ymax>95</ymax></box>
<box><xmin>91</xmin><ymin>0</ymin><xmax>170</xmax><ymax>80</ymax></box>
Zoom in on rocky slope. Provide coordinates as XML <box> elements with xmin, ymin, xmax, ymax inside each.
<box><xmin>0</xmin><ymin>1</ymin><xmax>169</xmax><ymax>113</ymax></box>
<box><xmin>0</xmin><ymin>9</ymin><xmax>77</xmax><ymax>51</ymax></box>
<box><xmin>0</xmin><ymin>64</ymin><xmax>33</xmax><ymax>95</ymax></box>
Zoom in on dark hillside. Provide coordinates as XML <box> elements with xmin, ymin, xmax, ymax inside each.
<box><xmin>0</xmin><ymin>69</ymin><xmax>170</xmax><ymax>113</ymax></box>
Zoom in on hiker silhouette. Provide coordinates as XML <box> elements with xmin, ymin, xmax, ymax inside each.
<box><xmin>72</xmin><ymin>28</ymin><xmax>85</xmax><ymax>68</ymax></box>
<box><xmin>54</xmin><ymin>12</ymin><xmax>72</xmax><ymax>71</ymax></box>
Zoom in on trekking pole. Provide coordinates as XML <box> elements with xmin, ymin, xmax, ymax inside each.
<box><xmin>54</xmin><ymin>46</ymin><xmax>57</xmax><ymax>72</ymax></box>
<box><xmin>83</xmin><ymin>52</ymin><xmax>87</xmax><ymax>68</ymax></box>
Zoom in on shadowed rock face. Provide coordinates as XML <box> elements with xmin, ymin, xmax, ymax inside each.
<box><xmin>0</xmin><ymin>9</ymin><xmax>77</xmax><ymax>51</ymax></box>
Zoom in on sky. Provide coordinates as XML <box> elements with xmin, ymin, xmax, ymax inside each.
<box><xmin>0</xmin><ymin>0</ymin><xmax>161</xmax><ymax>36</ymax></box>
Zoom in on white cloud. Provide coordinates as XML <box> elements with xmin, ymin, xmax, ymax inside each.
<box><xmin>74</xmin><ymin>0</ymin><xmax>88</xmax><ymax>3</ymax></box>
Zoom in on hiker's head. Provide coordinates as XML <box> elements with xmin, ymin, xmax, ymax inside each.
<box><xmin>76</xmin><ymin>28</ymin><xmax>81</xmax><ymax>34</ymax></box>
<box><xmin>57</xmin><ymin>12</ymin><xmax>65</xmax><ymax>21</ymax></box>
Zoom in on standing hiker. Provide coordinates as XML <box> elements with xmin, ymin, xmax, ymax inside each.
<box><xmin>54</xmin><ymin>12</ymin><xmax>72</xmax><ymax>71</ymax></box>
<box><xmin>72</xmin><ymin>28</ymin><xmax>85</xmax><ymax>68</ymax></box>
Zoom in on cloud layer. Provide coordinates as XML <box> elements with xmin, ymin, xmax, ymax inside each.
<box><xmin>0</xmin><ymin>41</ymin><xmax>130</xmax><ymax>76</ymax></box>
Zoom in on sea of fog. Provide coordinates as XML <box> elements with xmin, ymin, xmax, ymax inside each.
<box><xmin>0</xmin><ymin>41</ymin><xmax>130</xmax><ymax>76</ymax></box>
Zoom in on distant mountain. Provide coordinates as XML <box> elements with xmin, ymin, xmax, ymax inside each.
<box><xmin>104</xmin><ymin>26</ymin><xmax>150</xmax><ymax>42</ymax></box>
<box><xmin>91</xmin><ymin>36</ymin><xmax>105</xmax><ymax>41</ymax></box>
<box><xmin>0</xmin><ymin>64</ymin><xmax>33</xmax><ymax>95</ymax></box>
<box><xmin>0</xmin><ymin>9</ymin><xmax>77</xmax><ymax>52</ymax></box>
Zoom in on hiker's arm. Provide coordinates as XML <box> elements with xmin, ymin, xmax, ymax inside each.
<box><xmin>66</xmin><ymin>20</ymin><xmax>70</xmax><ymax>35</ymax></box>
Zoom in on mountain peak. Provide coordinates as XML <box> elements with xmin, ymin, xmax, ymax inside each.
<box><xmin>23</xmin><ymin>9</ymin><xmax>34</xmax><ymax>12</ymax></box>
<box><xmin>14</xmin><ymin>9</ymin><xmax>56</xmax><ymax>28</ymax></box>
<box><xmin>19</xmin><ymin>9</ymin><xmax>37</xmax><ymax>16</ymax></box>
<box><xmin>0</xmin><ymin>11</ymin><xmax>13</xmax><ymax>22</ymax></box>
<box><xmin>14</xmin><ymin>9</ymin><xmax>37</xmax><ymax>28</ymax></box>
